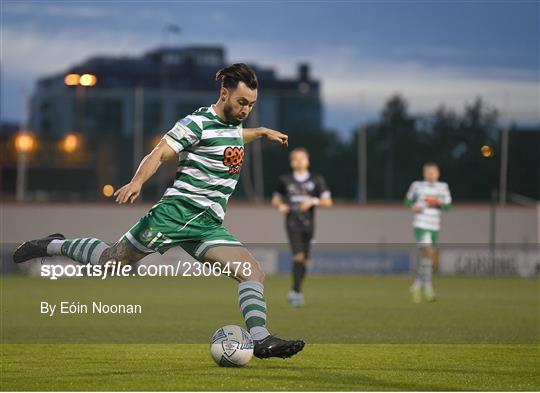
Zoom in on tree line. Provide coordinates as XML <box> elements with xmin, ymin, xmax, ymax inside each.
<box><xmin>252</xmin><ymin>94</ymin><xmax>538</xmax><ymax>202</ymax></box>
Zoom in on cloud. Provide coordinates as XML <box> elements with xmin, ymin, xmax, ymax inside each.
<box><xmin>3</xmin><ymin>2</ymin><xmax>105</xmax><ymax>18</ymax></box>
<box><xmin>320</xmin><ymin>60</ymin><xmax>539</xmax><ymax>124</ymax></box>
<box><xmin>1</xmin><ymin>23</ymin><xmax>538</xmax><ymax>129</ymax></box>
<box><xmin>391</xmin><ymin>45</ymin><xmax>467</xmax><ymax>59</ymax></box>
<box><xmin>227</xmin><ymin>43</ymin><xmax>539</xmax><ymax>125</ymax></box>
<box><xmin>1</xmin><ymin>25</ymin><xmax>157</xmax><ymax>77</ymax></box>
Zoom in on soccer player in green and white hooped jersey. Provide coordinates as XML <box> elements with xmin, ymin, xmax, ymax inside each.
<box><xmin>13</xmin><ymin>63</ymin><xmax>305</xmax><ymax>359</ymax></box>
<box><xmin>404</xmin><ymin>162</ymin><xmax>452</xmax><ymax>303</ymax></box>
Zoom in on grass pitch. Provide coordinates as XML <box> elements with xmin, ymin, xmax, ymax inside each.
<box><xmin>1</xmin><ymin>274</ymin><xmax>538</xmax><ymax>390</ymax></box>
<box><xmin>2</xmin><ymin>343</ymin><xmax>538</xmax><ymax>391</ymax></box>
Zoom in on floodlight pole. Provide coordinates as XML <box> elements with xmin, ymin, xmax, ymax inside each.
<box><xmin>132</xmin><ymin>85</ymin><xmax>144</xmax><ymax>203</ymax></box>
<box><xmin>251</xmin><ymin>106</ymin><xmax>264</xmax><ymax>202</ymax></box>
<box><xmin>489</xmin><ymin>190</ymin><xmax>497</xmax><ymax>274</ymax></box>
<box><xmin>357</xmin><ymin>126</ymin><xmax>367</xmax><ymax>204</ymax></box>
<box><xmin>498</xmin><ymin>91</ymin><xmax>509</xmax><ymax>205</ymax></box>
<box><xmin>499</xmin><ymin>125</ymin><xmax>509</xmax><ymax>205</ymax></box>
<box><xmin>16</xmin><ymin>91</ymin><xmax>31</xmax><ymax>202</ymax></box>
<box><xmin>15</xmin><ymin>152</ymin><xmax>28</xmax><ymax>202</ymax></box>
<box><xmin>133</xmin><ymin>86</ymin><xmax>144</xmax><ymax>175</ymax></box>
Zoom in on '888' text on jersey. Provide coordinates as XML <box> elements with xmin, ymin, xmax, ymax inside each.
<box><xmin>163</xmin><ymin>106</ymin><xmax>244</xmax><ymax>222</ymax></box>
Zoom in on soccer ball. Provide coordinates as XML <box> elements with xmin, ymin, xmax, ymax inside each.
<box><xmin>210</xmin><ymin>325</ymin><xmax>254</xmax><ymax>367</ymax></box>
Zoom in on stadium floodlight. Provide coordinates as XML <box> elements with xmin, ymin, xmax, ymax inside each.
<box><xmin>15</xmin><ymin>132</ymin><xmax>36</xmax><ymax>202</ymax></box>
<box><xmin>102</xmin><ymin>184</ymin><xmax>114</xmax><ymax>197</ymax></box>
<box><xmin>64</xmin><ymin>74</ymin><xmax>80</xmax><ymax>86</ymax></box>
<box><xmin>65</xmin><ymin>73</ymin><xmax>96</xmax><ymax>87</ymax></box>
<box><xmin>481</xmin><ymin>145</ymin><xmax>494</xmax><ymax>158</ymax></box>
<box><xmin>79</xmin><ymin>74</ymin><xmax>97</xmax><ymax>87</ymax></box>
<box><xmin>14</xmin><ymin>133</ymin><xmax>36</xmax><ymax>153</ymax></box>
<box><xmin>61</xmin><ymin>134</ymin><xmax>79</xmax><ymax>154</ymax></box>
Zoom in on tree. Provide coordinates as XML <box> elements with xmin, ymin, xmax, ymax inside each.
<box><xmin>366</xmin><ymin>94</ymin><xmax>419</xmax><ymax>200</ymax></box>
<box><xmin>428</xmin><ymin>98</ymin><xmax>499</xmax><ymax>200</ymax></box>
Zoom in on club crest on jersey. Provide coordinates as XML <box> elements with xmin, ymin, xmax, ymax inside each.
<box><xmin>305</xmin><ymin>181</ymin><xmax>315</xmax><ymax>191</ymax></box>
<box><xmin>140</xmin><ymin>229</ymin><xmax>153</xmax><ymax>242</ymax></box>
<box><xmin>223</xmin><ymin>146</ymin><xmax>244</xmax><ymax>174</ymax></box>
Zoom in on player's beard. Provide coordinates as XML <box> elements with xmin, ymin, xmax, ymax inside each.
<box><xmin>223</xmin><ymin>101</ymin><xmax>243</xmax><ymax>126</ymax></box>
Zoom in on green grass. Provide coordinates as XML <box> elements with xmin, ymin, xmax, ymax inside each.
<box><xmin>1</xmin><ymin>344</ymin><xmax>538</xmax><ymax>391</ymax></box>
<box><xmin>1</xmin><ymin>274</ymin><xmax>539</xmax><ymax>390</ymax></box>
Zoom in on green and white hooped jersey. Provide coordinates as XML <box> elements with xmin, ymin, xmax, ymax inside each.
<box><xmin>405</xmin><ymin>181</ymin><xmax>452</xmax><ymax>231</ymax></box>
<box><xmin>163</xmin><ymin>106</ymin><xmax>244</xmax><ymax>222</ymax></box>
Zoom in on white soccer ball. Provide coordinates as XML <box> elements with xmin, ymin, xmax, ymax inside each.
<box><xmin>210</xmin><ymin>325</ymin><xmax>254</xmax><ymax>367</ymax></box>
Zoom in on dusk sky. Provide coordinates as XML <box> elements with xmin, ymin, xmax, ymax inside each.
<box><xmin>1</xmin><ymin>0</ymin><xmax>538</xmax><ymax>136</ymax></box>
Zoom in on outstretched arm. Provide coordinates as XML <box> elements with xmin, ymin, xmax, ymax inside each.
<box><xmin>243</xmin><ymin>127</ymin><xmax>288</xmax><ymax>146</ymax></box>
<box><xmin>114</xmin><ymin>139</ymin><xmax>178</xmax><ymax>204</ymax></box>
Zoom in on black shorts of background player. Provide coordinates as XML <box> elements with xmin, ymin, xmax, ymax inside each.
<box><xmin>272</xmin><ymin>147</ymin><xmax>332</xmax><ymax>307</ymax></box>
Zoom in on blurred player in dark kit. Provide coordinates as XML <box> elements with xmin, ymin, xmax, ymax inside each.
<box><xmin>272</xmin><ymin>148</ymin><xmax>332</xmax><ymax>307</ymax></box>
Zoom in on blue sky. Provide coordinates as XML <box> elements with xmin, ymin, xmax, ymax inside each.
<box><xmin>1</xmin><ymin>0</ymin><xmax>538</xmax><ymax>135</ymax></box>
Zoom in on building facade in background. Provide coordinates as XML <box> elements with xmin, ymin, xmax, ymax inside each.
<box><xmin>1</xmin><ymin>46</ymin><xmax>321</xmax><ymax>201</ymax></box>
<box><xmin>30</xmin><ymin>46</ymin><xmax>321</xmax><ymax>137</ymax></box>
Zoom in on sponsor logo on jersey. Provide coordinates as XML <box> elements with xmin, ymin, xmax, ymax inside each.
<box><xmin>223</xmin><ymin>146</ymin><xmax>244</xmax><ymax>174</ymax></box>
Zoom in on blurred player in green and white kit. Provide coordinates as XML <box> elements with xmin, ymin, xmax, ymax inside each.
<box><xmin>404</xmin><ymin>162</ymin><xmax>452</xmax><ymax>302</ymax></box>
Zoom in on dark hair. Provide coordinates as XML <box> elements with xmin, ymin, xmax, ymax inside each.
<box><xmin>290</xmin><ymin>147</ymin><xmax>309</xmax><ymax>158</ymax></box>
<box><xmin>423</xmin><ymin>161</ymin><xmax>439</xmax><ymax>168</ymax></box>
<box><xmin>216</xmin><ymin>63</ymin><xmax>258</xmax><ymax>90</ymax></box>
